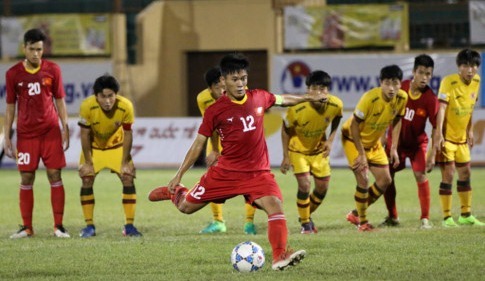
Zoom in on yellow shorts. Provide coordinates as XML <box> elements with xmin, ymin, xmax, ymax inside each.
<box><xmin>436</xmin><ymin>141</ymin><xmax>470</xmax><ymax>164</ymax></box>
<box><xmin>289</xmin><ymin>151</ymin><xmax>330</xmax><ymax>178</ymax></box>
<box><xmin>79</xmin><ymin>146</ymin><xmax>134</xmax><ymax>175</ymax></box>
<box><xmin>342</xmin><ymin>138</ymin><xmax>388</xmax><ymax>167</ymax></box>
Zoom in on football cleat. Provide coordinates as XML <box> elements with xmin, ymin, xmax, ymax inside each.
<box><xmin>54</xmin><ymin>225</ymin><xmax>70</xmax><ymax>238</ymax></box>
<box><xmin>420</xmin><ymin>218</ymin><xmax>432</xmax><ymax>229</ymax></box>
<box><xmin>148</xmin><ymin>186</ymin><xmax>173</xmax><ymax>202</ymax></box>
<box><xmin>123</xmin><ymin>224</ymin><xmax>143</xmax><ymax>237</ymax></box>
<box><xmin>442</xmin><ymin>217</ymin><xmax>458</xmax><ymax>227</ymax></box>
<box><xmin>457</xmin><ymin>215</ymin><xmax>485</xmax><ymax>226</ymax></box>
<box><xmin>199</xmin><ymin>220</ymin><xmax>227</xmax><ymax>234</ymax></box>
<box><xmin>272</xmin><ymin>249</ymin><xmax>306</xmax><ymax>270</ymax></box>
<box><xmin>300</xmin><ymin>222</ymin><xmax>316</xmax><ymax>234</ymax></box>
<box><xmin>346</xmin><ymin>210</ymin><xmax>360</xmax><ymax>226</ymax></box>
<box><xmin>358</xmin><ymin>223</ymin><xmax>375</xmax><ymax>232</ymax></box>
<box><xmin>80</xmin><ymin>225</ymin><xmax>96</xmax><ymax>238</ymax></box>
<box><xmin>378</xmin><ymin>216</ymin><xmax>400</xmax><ymax>227</ymax></box>
<box><xmin>10</xmin><ymin>225</ymin><xmax>33</xmax><ymax>239</ymax></box>
<box><xmin>243</xmin><ymin>222</ymin><xmax>257</xmax><ymax>235</ymax></box>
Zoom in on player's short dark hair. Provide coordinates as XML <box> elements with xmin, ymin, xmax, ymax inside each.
<box><xmin>414</xmin><ymin>54</ymin><xmax>434</xmax><ymax>70</ymax></box>
<box><xmin>93</xmin><ymin>74</ymin><xmax>120</xmax><ymax>95</ymax></box>
<box><xmin>204</xmin><ymin>66</ymin><xmax>221</xmax><ymax>87</ymax></box>
<box><xmin>220</xmin><ymin>52</ymin><xmax>249</xmax><ymax>76</ymax></box>
<box><xmin>305</xmin><ymin>70</ymin><xmax>332</xmax><ymax>88</ymax></box>
<box><xmin>380</xmin><ymin>65</ymin><xmax>403</xmax><ymax>81</ymax></box>
<box><xmin>456</xmin><ymin>48</ymin><xmax>481</xmax><ymax>67</ymax></box>
<box><xmin>23</xmin><ymin>28</ymin><xmax>46</xmax><ymax>45</ymax></box>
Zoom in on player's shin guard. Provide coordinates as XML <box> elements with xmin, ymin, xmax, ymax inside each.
<box><xmin>19</xmin><ymin>184</ymin><xmax>34</xmax><ymax>229</ymax></box>
<box><xmin>309</xmin><ymin>190</ymin><xmax>327</xmax><ymax>214</ymax></box>
<box><xmin>122</xmin><ymin>186</ymin><xmax>137</xmax><ymax>225</ymax></box>
<box><xmin>297</xmin><ymin>191</ymin><xmax>311</xmax><ymax>224</ymax></box>
<box><xmin>50</xmin><ymin>181</ymin><xmax>65</xmax><ymax>226</ymax></box>
<box><xmin>80</xmin><ymin>187</ymin><xmax>95</xmax><ymax>225</ymax></box>
<box><xmin>417</xmin><ymin>180</ymin><xmax>430</xmax><ymax>219</ymax></box>
<box><xmin>354</xmin><ymin>186</ymin><xmax>369</xmax><ymax>224</ymax></box>
<box><xmin>457</xmin><ymin>180</ymin><xmax>472</xmax><ymax>217</ymax></box>
<box><xmin>383</xmin><ymin>180</ymin><xmax>398</xmax><ymax>218</ymax></box>
<box><xmin>268</xmin><ymin>213</ymin><xmax>287</xmax><ymax>260</ymax></box>
<box><xmin>367</xmin><ymin>182</ymin><xmax>384</xmax><ymax>206</ymax></box>
<box><xmin>210</xmin><ymin>203</ymin><xmax>224</xmax><ymax>222</ymax></box>
<box><xmin>439</xmin><ymin>182</ymin><xmax>453</xmax><ymax>219</ymax></box>
<box><xmin>245</xmin><ymin>203</ymin><xmax>256</xmax><ymax>223</ymax></box>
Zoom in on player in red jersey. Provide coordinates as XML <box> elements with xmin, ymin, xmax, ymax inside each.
<box><xmin>4</xmin><ymin>28</ymin><xmax>70</xmax><ymax>238</ymax></box>
<box><xmin>380</xmin><ymin>54</ymin><xmax>438</xmax><ymax>229</ymax></box>
<box><xmin>149</xmin><ymin>53</ymin><xmax>328</xmax><ymax>270</ymax></box>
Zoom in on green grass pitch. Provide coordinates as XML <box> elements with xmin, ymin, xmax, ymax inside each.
<box><xmin>1</xmin><ymin>167</ymin><xmax>484</xmax><ymax>280</ymax></box>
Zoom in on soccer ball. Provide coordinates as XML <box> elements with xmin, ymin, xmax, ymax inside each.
<box><xmin>230</xmin><ymin>241</ymin><xmax>265</xmax><ymax>273</ymax></box>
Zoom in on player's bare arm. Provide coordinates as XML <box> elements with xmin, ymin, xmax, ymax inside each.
<box><xmin>121</xmin><ymin>128</ymin><xmax>134</xmax><ymax>177</ymax></box>
<box><xmin>323</xmin><ymin>116</ymin><xmax>342</xmax><ymax>157</ymax></box>
<box><xmin>79</xmin><ymin>127</ymin><xmax>95</xmax><ymax>177</ymax></box>
<box><xmin>168</xmin><ymin>134</ymin><xmax>207</xmax><ymax>192</ymax></box>
<box><xmin>467</xmin><ymin>118</ymin><xmax>474</xmax><ymax>148</ymax></box>
<box><xmin>278</xmin><ymin>92</ymin><xmax>328</xmax><ymax>107</ymax></box>
<box><xmin>389</xmin><ymin>116</ymin><xmax>402</xmax><ymax>169</ymax></box>
<box><xmin>205</xmin><ymin>131</ymin><xmax>220</xmax><ymax>167</ymax></box>
<box><xmin>434</xmin><ymin>102</ymin><xmax>447</xmax><ymax>152</ymax></box>
<box><xmin>350</xmin><ymin>117</ymin><xmax>367</xmax><ymax>173</ymax></box>
<box><xmin>280</xmin><ymin>123</ymin><xmax>292</xmax><ymax>174</ymax></box>
<box><xmin>55</xmin><ymin>98</ymin><xmax>70</xmax><ymax>151</ymax></box>
<box><xmin>3</xmin><ymin>104</ymin><xmax>16</xmax><ymax>158</ymax></box>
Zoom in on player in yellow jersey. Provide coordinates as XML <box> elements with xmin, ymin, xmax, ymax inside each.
<box><xmin>280</xmin><ymin>70</ymin><xmax>343</xmax><ymax>234</ymax></box>
<box><xmin>196</xmin><ymin>67</ymin><xmax>258</xmax><ymax>234</ymax></box>
<box><xmin>433</xmin><ymin>49</ymin><xmax>485</xmax><ymax>227</ymax></box>
<box><xmin>78</xmin><ymin>74</ymin><xmax>142</xmax><ymax>237</ymax></box>
<box><xmin>341</xmin><ymin>65</ymin><xmax>407</xmax><ymax>231</ymax></box>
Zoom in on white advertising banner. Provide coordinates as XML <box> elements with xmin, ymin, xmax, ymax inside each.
<box><xmin>4</xmin><ymin>113</ymin><xmax>485</xmax><ymax>169</ymax></box>
<box><xmin>469</xmin><ymin>1</ymin><xmax>485</xmax><ymax>45</ymax></box>
<box><xmin>0</xmin><ymin>60</ymin><xmax>112</xmax><ymax>114</ymax></box>
<box><xmin>270</xmin><ymin>53</ymin><xmax>474</xmax><ymax>110</ymax></box>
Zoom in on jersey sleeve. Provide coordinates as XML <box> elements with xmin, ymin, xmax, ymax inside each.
<box><xmin>5</xmin><ymin>69</ymin><xmax>17</xmax><ymax>104</ymax></box>
<box><xmin>283</xmin><ymin>107</ymin><xmax>295</xmax><ymax>129</ymax></box>
<box><xmin>198</xmin><ymin>107</ymin><xmax>215</xmax><ymax>137</ymax></box>
<box><xmin>437</xmin><ymin>76</ymin><xmax>451</xmax><ymax>103</ymax></box>
<box><xmin>263</xmin><ymin>90</ymin><xmax>276</xmax><ymax>110</ymax></box>
<box><xmin>122</xmin><ymin>99</ymin><xmax>135</xmax><ymax>126</ymax></box>
<box><xmin>78</xmin><ymin>99</ymin><xmax>91</xmax><ymax>128</ymax></box>
<box><xmin>397</xmin><ymin>90</ymin><xmax>408</xmax><ymax>117</ymax></box>
<box><xmin>426</xmin><ymin>89</ymin><xmax>439</xmax><ymax>128</ymax></box>
<box><xmin>196</xmin><ymin>91</ymin><xmax>206</xmax><ymax>116</ymax></box>
<box><xmin>353</xmin><ymin>92</ymin><xmax>370</xmax><ymax>121</ymax></box>
<box><xmin>51</xmin><ymin>63</ymin><xmax>66</xmax><ymax>99</ymax></box>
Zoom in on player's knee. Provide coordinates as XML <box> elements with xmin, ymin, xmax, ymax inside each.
<box><xmin>81</xmin><ymin>176</ymin><xmax>95</xmax><ymax>186</ymax></box>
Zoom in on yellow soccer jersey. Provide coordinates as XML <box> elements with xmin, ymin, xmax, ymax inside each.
<box><xmin>284</xmin><ymin>95</ymin><xmax>343</xmax><ymax>154</ymax></box>
<box><xmin>197</xmin><ymin>88</ymin><xmax>217</xmax><ymax>115</ymax></box>
<box><xmin>438</xmin><ymin>73</ymin><xmax>480</xmax><ymax>143</ymax></box>
<box><xmin>342</xmin><ymin>87</ymin><xmax>407</xmax><ymax>149</ymax></box>
<box><xmin>78</xmin><ymin>95</ymin><xmax>134</xmax><ymax>150</ymax></box>
<box><xmin>196</xmin><ymin>88</ymin><xmax>222</xmax><ymax>153</ymax></box>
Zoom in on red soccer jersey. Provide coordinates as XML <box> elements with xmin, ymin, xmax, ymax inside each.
<box><xmin>6</xmin><ymin>60</ymin><xmax>65</xmax><ymax>138</ymax></box>
<box><xmin>199</xmin><ymin>89</ymin><xmax>276</xmax><ymax>172</ymax></box>
<box><xmin>387</xmin><ymin>79</ymin><xmax>438</xmax><ymax>150</ymax></box>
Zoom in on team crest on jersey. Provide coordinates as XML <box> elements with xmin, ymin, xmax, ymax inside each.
<box><xmin>416</xmin><ymin>108</ymin><xmax>426</xmax><ymax>117</ymax></box>
<box><xmin>42</xmin><ymin>77</ymin><xmax>52</xmax><ymax>86</ymax></box>
<box><xmin>471</xmin><ymin>92</ymin><xmax>476</xmax><ymax>100</ymax></box>
<box><xmin>255</xmin><ymin>107</ymin><xmax>264</xmax><ymax>116</ymax></box>
<box><xmin>115</xmin><ymin>121</ymin><xmax>121</xmax><ymax>127</ymax></box>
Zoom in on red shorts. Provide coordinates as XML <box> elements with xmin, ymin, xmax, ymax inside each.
<box><xmin>16</xmin><ymin>126</ymin><xmax>66</xmax><ymax>172</ymax></box>
<box><xmin>387</xmin><ymin>143</ymin><xmax>427</xmax><ymax>173</ymax></box>
<box><xmin>185</xmin><ymin>166</ymin><xmax>283</xmax><ymax>206</ymax></box>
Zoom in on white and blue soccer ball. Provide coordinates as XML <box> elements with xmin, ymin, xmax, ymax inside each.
<box><xmin>230</xmin><ymin>241</ymin><xmax>265</xmax><ymax>273</ymax></box>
